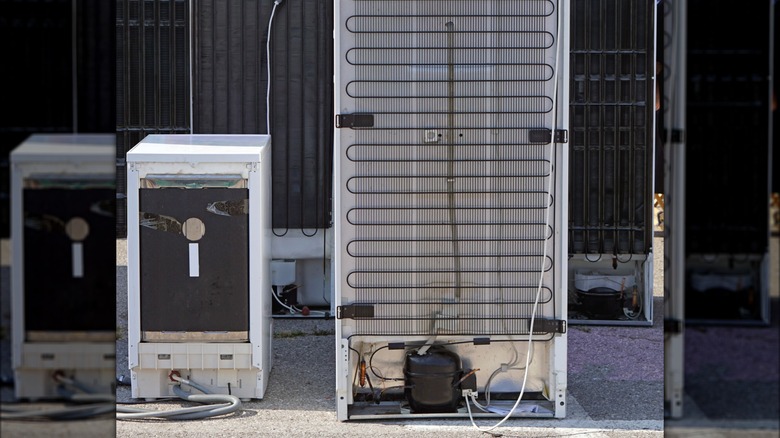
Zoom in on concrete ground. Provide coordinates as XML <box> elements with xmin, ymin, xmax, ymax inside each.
<box><xmin>0</xmin><ymin>235</ymin><xmax>662</xmax><ymax>438</ymax></box>
<box><xmin>665</xmin><ymin>301</ymin><xmax>780</xmax><ymax>436</ymax></box>
<box><xmin>665</xmin><ymin>231</ymin><xmax>780</xmax><ymax>437</ymax></box>
<box><xmin>112</xmin><ymin>312</ymin><xmax>664</xmax><ymax>438</ymax></box>
<box><xmin>0</xmin><ymin>227</ymin><xmax>777</xmax><ymax>437</ymax></box>
<box><xmin>6</xmin><ymin>236</ymin><xmax>665</xmax><ymax>436</ymax></box>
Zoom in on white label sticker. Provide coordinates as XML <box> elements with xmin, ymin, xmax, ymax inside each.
<box><xmin>72</xmin><ymin>242</ymin><xmax>83</xmax><ymax>278</ymax></box>
<box><xmin>189</xmin><ymin>243</ymin><xmax>199</xmax><ymax>277</ymax></box>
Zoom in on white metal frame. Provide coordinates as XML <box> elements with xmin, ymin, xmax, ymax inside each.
<box><xmin>126</xmin><ymin>134</ymin><xmax>272</xmax><ymax>400</ymax></box>
<box><xmin>10</xmin><ymin>134</ymin><xmax>116</xmax><ymax>399</ymax></box>
<box><xmin>662</xmin><ymin>0</ymin><xmax>686</xmax><ymax>419</ymax></box>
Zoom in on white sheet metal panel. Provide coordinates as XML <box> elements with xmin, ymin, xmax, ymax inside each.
<box><xmin>662</xmin><ymin>0</ymin><xmax>686</xmax><ymax>420</ymax></box>
<box><xmin>126</xmin><ymin>134</ymin><xmax>273</xmax><ymax>400</ymax></box>
<box><xmin>335</xmin><ymin>0</ymin><xmax>569</xmax><ymax>421</ymax></box>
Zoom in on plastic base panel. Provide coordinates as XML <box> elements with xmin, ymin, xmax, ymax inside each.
<box><xmin>131</xmin><ymin>368</ymin><xmax>264</xmax><ymax>400</ymax></box>
<box><xmin>131</xmin><ymin>342</ymin><xmax>265</xmax><ymax>400</ymax></box>
<box><xmin>13</xmin><ymin>342</ymin><xmax>115</xmax><ymax>400</ymax></box>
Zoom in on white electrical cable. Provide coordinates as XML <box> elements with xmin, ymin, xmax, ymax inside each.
<box><xmin>272</xmin><ymin>285</ymin><xmax>329</xmax><ymax>316</ymax></box>
<box><xmin>266</xmin><ymin>0</ymin><xmax>284</xmax><ymax>134</ymax></box>
<box><xmin>272</xmin><ymin>286</ymin><xmax>299</xmax><ymax>314</ymax></box>
<box><xmin>465</xmin><ymin>1</ymin><xmax>564</xmax><ymax>432</ymax></box>
<box><xmin>483</xmin><ymin>343</ymin><xmax>535</xmax><ymax>407</ymax></box>
<box><xmin>291</xmin><ymin>304</ymin><xmax>329</xmax><ymax>315</ymax></box>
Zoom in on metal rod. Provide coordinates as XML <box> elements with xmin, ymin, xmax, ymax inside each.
<box><xmin>446</xmin><ymin>20</ymin><xmax>462</xmax><ymax>300</ymax></box>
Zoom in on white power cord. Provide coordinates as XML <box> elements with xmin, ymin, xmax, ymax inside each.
<box><xmin>266</xmin><ymin>0</ymin><xmax>285</xmax><ymax>134</ymax></box>
<box><xmin>272</xmin><ymin>285</ymin><xmax>299</xmax><ymax>313</ymax></box>
<box><xmin>465</xmin><ymin>1</ymin><xmax>565</xmax><ymax>432</ymax></box>
<box><xmin>482</xmin><ymin>343</ymin><xmax>535</xmax><ymax>407</ymax></box>
<box><xmin>272</xmin><ymin>285</ymin><xmax>329</xmax><ymax>315</ymax></box>
<box><xmin>291</xmin><ymin>304</ymin><xmax>329</xmax><ymax>315</ymax></box>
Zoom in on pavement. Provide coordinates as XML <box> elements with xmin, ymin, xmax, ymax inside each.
<box><xmin>108</xmin><ymin>310</ymin><xmax>665</xmax><ymax>438</ymax></box>
<box><xmin>664</xmin><ymin>234</ymin><xmax>780</xmax><ymax>437</ymax></box>
<box><xmin>0</xmin><ymin>237</ymin><xmax>666</xmax><ymax>437</ymax></box>
<box><xmin>664</xmin><ymin>297</ymin><xmax>780</xmax><ymax>437</ymax></box>
<box><xmin>0</xmin><ymin>231</ymin><xmax>777</xmax><ymax>437</ymax></box>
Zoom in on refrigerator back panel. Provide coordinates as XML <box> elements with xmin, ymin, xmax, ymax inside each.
<box><xmin>115</xmin><ymin>0</ymin><xmax>334</xmax><ymax>236</ymax></box>
<box><xmin>338</xmin><ymin>0</ymin><xmax>562</xmax><ymax>338</ymax></box>
<box><xmin>685</xmin><ymin>0</ymin><xmax>772</xmax><ymax>255</ymax></box>
<box><xmin>139</xmin><ymin>187</ymin><xmax>249</xmax><ymax>334</ymax></box>
<box><xmin>334</xmin><ymin>0</ymin><xmax>569</xmax><ymax>421</ymax></box>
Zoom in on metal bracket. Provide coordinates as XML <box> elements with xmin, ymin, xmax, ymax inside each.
<box><xmin>664</xmin><ymin>319</ymin><xmax>683</xmax><ymax>334</ymax></box>
<box><xmin>336</xmin><ymin>304</ymin><xmax>375</xmax><ymax>319</ymax></box>
<box><xmin>554</xmin><ymin>129</ymin><xmax>568</xmax><ymax>143</ymax></box>
<box><xmin>528</xmin><ymin>129</ymin><xmax>568</xmax><ymax>144</ymax></box>
<box><xmin>663</xmin><ymin>128</ymin><xmax>684</xmax><ymax>143</ymax></box>
<box><xmin>387</xmin><ymin>342</ymin><xmax>405</xmax><ymax>350</ymax></box>
<box><xmin>534</xmin><ymin>319</ymin><xmax>567</xmax><ymax>334</ymax></box>
<box><xmin>335</xmin><ymin>114</ymin><xmax>374</xmax><ymax>128</ymax></box>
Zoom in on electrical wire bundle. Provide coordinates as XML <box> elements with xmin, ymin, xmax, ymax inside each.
<box><xmin>271</xmin><ymin>285</ymin><xmax>329</xmax><ymax>316</ymax></box>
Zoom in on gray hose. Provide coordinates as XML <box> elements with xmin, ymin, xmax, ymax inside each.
<box><xmin>116</xmin><ymin>377</ymin><xmax>243</xmax><ymax>421</ymax></box>
<box><xmin>1</xmin><ymin>376</ymin><xmax>115</xmax><ymax>421</ymax></box>
<box><xmin>1</xmin><ymin>400</ymin><xmax>115</xmax><ymax>421</ymax></box>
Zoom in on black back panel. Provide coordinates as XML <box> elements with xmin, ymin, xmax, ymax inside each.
<box><xmin>139</xmin><ymin>187</ymin><xmax>249</xmax><ymax>332</ymax></box>
<box><xmin>685</xmin><ymin>0</ymin><xmax>772</xmax><ymax>254</ymax></box>
<box><xmin>23</xmin><ymin>186</ymin><xmax>116</xmax><ymax>332</ymax></box>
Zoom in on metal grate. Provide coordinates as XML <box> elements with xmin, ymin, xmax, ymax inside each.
<box><xmin>116</xmin><ymin>0</ymin><xmax>334</xmax><ymax>236</ymax></box>
<box><xmin>116</xmin><ymin>0</ymin><xmax>191</xmax><ymax>236</ymax></box>
<box><xmin>0</xmin><ymin>0</ymin><xmax>114</xmax><ymax>238</ymax></box>
<box><xmin>192</xmin><ymin>0</ymin><xmax>334</xmax><ymax>233</ymax></box>
<box><xmin>568</xmin><ymin>0</ymin><xmax>654</xmax><ymax>256</ymax></box>
<box><xmin>339</xmin><ymin>0</ymin><xmax>562</xmax><ymax>337</ymax></box>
